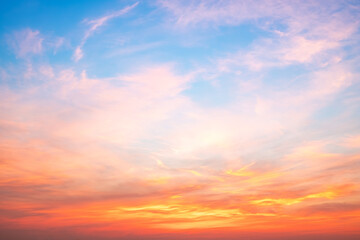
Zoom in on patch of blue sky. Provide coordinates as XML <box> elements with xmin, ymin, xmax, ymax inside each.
<box><xmin>0</xmin><ymin>0</ymin><xmax>134</xmax><ymax>33</ymax></box>
<box><xmin>183</xmin><ymin>75</ymin><xmax>237</xmax><ymax>108</ymax></box>
<box><xmin>0</xmin><ymin>40</ymin><xmax>16</xmax><ymax>67</ymax></box>
<box><xmin>307</xmin><ymin>84</ymin><xmax>360</xmax><ymax>140</ymax></box>
<box><xmin>205</xmin><ymin>23</ymin><xmax>270</xmax><ymax>50</ymax></box>
<box><xmin>261</xmin><ymin>65</ymin><xmax>311</xmax><ymax>90</ymax></box>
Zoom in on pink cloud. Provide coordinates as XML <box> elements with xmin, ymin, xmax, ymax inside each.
<box><xmin>8</xmin><ymin>29</ymin><xmax>43</xmax><ymax>58</ymax></box>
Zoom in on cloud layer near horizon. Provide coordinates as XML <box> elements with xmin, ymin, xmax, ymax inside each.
<box><xmin>1</xmin><ymin>1</ymin><xmax>360</xmax><ymax>239</ymax></box>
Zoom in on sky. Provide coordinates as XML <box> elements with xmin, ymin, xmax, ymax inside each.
<box><xmin>1</xmin><ymin>0</ymin><xmax>360</xmax><ymax>239</ymax></box>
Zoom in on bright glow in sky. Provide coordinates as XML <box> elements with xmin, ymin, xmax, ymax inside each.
<box><xmin>1</xmin><ymin>1</ymin><xmax>360</xmax><ymax>239</ymax></box>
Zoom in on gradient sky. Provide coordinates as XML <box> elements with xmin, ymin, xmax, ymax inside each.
<box><xmin>1</xmin><ymin>0</ymin><xmax>360</xmax><ymax>239</ymax></box>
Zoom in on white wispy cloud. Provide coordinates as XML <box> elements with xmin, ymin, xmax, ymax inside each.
<box><xmin>73</xmin><ymin>2</ymin><xmax>139</xmax><ymax>62</ymax></box>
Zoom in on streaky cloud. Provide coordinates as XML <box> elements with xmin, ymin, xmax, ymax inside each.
<box><xmin>73</xmin><ymin>2</ymin><xmax>139</xmax><ymax>61</ymax></box>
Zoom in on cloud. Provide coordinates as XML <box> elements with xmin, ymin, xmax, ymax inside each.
<box><xmin>73</xmin><ymin>46</ymin><xmax>83</xmax><ymax>62</ymax></box>
<box><xmin>7</xmin><ymin>29</ymin><xmax>43</xmax><ymax>58</ymax></box>
<box><xmin>50</xmin><ymin>37</ymin><xmax>65</xmax><ymax>54</ymax></box>
<box><xmin>342</xmin><ymin>135</ymin><xmax>360</xmax><ymax>148</ymax></box>
<box><xmin>298</xmin><ymin>202</ymin><xmax>360</xmax><ymax>215</ymax></box>
<box><xmin>216</xmin><ymin>34</ymin><xmax>347</xmax><ymax>72</ymax></box>
<box><xmin>73</xmin><ymin>2</ymin><xmax>139</xmax><ymax>61</ymax></box>
<box><xmin>39</xmin><ymin>65</ymin><xmax>55</xmax><ymax>78</ymax></box>
<box><xmin>1</xmin><ymin>55</ymin><xmax>359</xmax><ymax>239</ymax></box>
